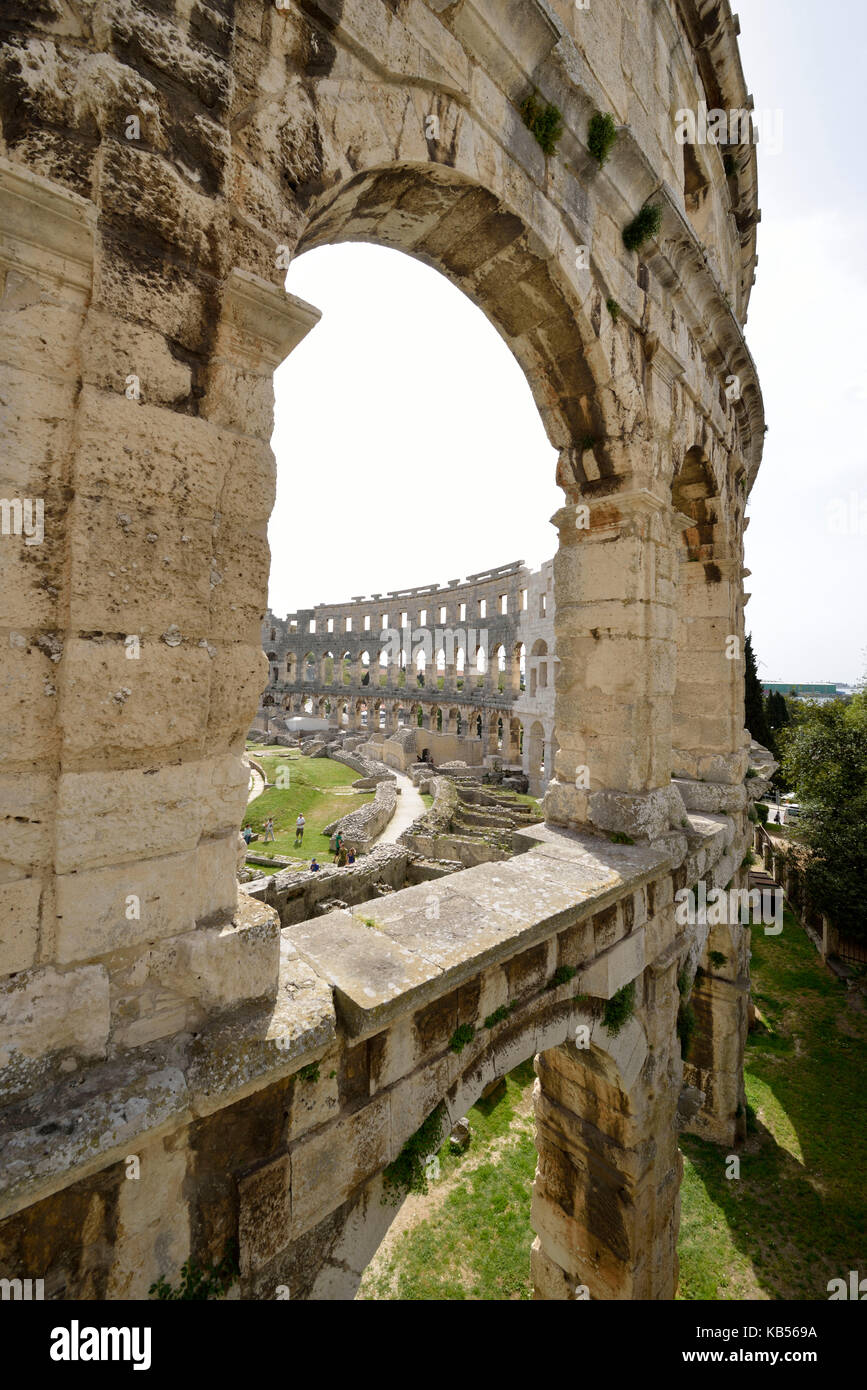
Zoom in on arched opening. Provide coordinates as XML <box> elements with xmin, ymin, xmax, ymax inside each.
<box><xmin>530</xmin><ymin>639</ymin><xmax>548</xmax><ymax>698</ymax></box>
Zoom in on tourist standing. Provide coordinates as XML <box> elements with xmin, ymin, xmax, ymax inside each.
<box><xmin>295</xmin><ymin>813</ymin><xmax>305</xmax><ymax>845</ymax></box>
<box><xmin>263</xmin><ymin>817</ymin><xmax>275</xmax><ymax>843</ymax></box>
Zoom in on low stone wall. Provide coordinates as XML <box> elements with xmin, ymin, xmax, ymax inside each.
<box><xmin>401</xmin><ymin>831</ymin><xmax>512</xmax><ymax>868</ymax></box>
<box><xmin>329</xmin><ymin>746</ymin><xmax>395</xmax><ymax>785</ymax></box>
<box><xmin>323</xmin><ymin>781</ymin><xmax>399</xmax><ymax>854</ymax></box>
<box><xmin>0</xmin><ymin>814</ymin><xmax>753</xmax><ymax>1301</ymax></box>
<box><xmin>243</xmin><ymin>845</ymin><xmax>410</xmax><ymax>927</ymax></box>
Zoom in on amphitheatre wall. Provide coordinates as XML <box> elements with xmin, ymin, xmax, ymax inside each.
<box><xmin>0</xmin><ymin>0</ymin><xmax>764</xmax><ymax>1300</ymax></box>
<box><xmin>260</xmin><ymin>556</ymin><xmax>559</xmax><ymax>791</ymax></box>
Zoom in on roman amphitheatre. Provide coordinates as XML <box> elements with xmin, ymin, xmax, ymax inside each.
<box><xmin>0</xmin><ymin>0</ymin><xmax>795</xmax><ymax>1301</ymax></box>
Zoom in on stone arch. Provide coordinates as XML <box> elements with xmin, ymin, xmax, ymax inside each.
<box><xmin>284</xmin><ymin>967</ymin><xmax>679</xmax><ymax>1303</ymax></box>
<box><xmin>0</xmin><ymin>0</ymin><xmax>764</xmax><ymax>1304</ymax></box>
<box><xmin>529</xmin><ymin>638</ymin><xmax>549</xmax><ymax>698</ymax></box>
<box><xmin>302</xmin><ymin>651</ymin><xmax>316</xmax><ymax>682</ymax></box>
<box><xmin>455</xmin><ymin>645</ymin><xmax>466</xmax><ymax>689</ymax></box>
<box><xmin>292</xmin><ymin>164</ymin><xmax>616</xmax><ymax>473</ymax></box>
<box><xmin>671</xmin><ymin>445</ymin><xmax>744</xmax><ymax>786</ymax></box>
<box><xmin>490</xmin><ymin>641</ymin><xmax>506</xmax><ymax>692</ymax></box>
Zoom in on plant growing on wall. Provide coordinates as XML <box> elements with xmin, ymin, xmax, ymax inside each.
<box><xmin>677</xmin><ymin>999</ymin><xmax>697</xmax><ymax>1058</ymax></box>
<box><xmin>382</xmin><ymin>1105</ymin><xmax>446</xmax><ymax>1202</ymax></box>
<box><xmin>622</xmin><ymin>202</ymin><xmax>662</xmax><ymax>251</ymax></box>
<box><xmin>149</xmin><ymin>1243</ymin><xmax>239</xmax><ymax>1300</ymax></box>
<box><xmin>449</xmin><ymin>1023</ymin><xmax>475</xmax><ymax>1053</ymax></box>
<box><xmin>588</xmin><ymin>110</ymin><xmax>618</xmax><ymax>165</ymax></box>
<box><xmin>520</xmin><ymin>92</ymin><xmax>564</xmax><ymax>155</ymax></box>
<box><xmin>602</xmin><ymin>981</ymin><xmax>635</xmax><ymax>1036</ymax></box>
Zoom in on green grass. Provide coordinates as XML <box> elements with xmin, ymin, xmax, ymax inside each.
<box><xmin>242</xmin><ymin>754</ymin><xmax>372</xmax><ymax>862</ymax></box>
<box><xmin>358</xmin><ymin>912</ymin><xmax>867</xmax><ymax>1300</ymax></box>
<box><xmin>678</xmin><ymin>907</ymin><xmax>867</xmax><ymax>1300</ymax></box>
<box><xmin>360</xmin><ymin>1061</ymin><xmax>537</xmax><ymax>1300</ymax></box>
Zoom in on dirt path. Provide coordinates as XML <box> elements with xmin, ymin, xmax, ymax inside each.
<box><xmin>245</xmin><ymin>759</ymin><xmax>265</xmax><ymax>804</ymax></box>
<box><xmin>370</xmin><ymin>770</ymin><xmax>426</xmax><ymax>846</ymax></box>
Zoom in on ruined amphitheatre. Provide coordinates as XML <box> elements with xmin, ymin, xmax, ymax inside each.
<box><xmin>0</xmin><ymin>0</ymin><xmax>769</xmax><ymax>1300</ymax></box>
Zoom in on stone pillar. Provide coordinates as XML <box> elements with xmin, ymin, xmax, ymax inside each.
<box><xmin>821</xmin><ymin>915</ymin><xmax>839</xmax><ymax>963</ymax></box>
<box><xmin>672</xmin><ymin>554</ymin><xmax>748</xmax><ymax>785</ymax></box>
<box><xmin>682</xmin><ymin>921</ymin><xmax>750</xmax><ymax>1146</ymax></box>
<box><xmin>531</xmin><ymin>958</ymin><xmax>682</xmax><ymax>1299</ymax></box>
<box><xmin>1</xmin><ymin>153</ymin><xmax>319</xmax><ymax>1082</ymax></box>
<box><xmin>544</xmin><ymin>491</ymin><xmax>678</xmax><ymax>840</ymax></box>
<box><xmin>543</xmin><ymin>733</ymin><xmax>557</xmax><ymax>793</ymax></box>
<box><xmin>0</xmin><ymin>160</ymin><xmax>96</xmax><ymax>992</ymax></box>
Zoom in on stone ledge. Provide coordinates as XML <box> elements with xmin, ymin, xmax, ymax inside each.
<box><xmin>0</xmin><ymin>941</ymin><xmax>336</xmax><ymax>1222</ymax></box>
<box><xmin>287</xmin><ymin>833</ymin><xmax>672</xmax><ymax>1039</ymax></box>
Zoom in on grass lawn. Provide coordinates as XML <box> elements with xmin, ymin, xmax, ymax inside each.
<box><xmin>243</xmin><ymin>751</ymin><xmax>372</xmax><ymax>863</ymax></box>
<box><xmin>358</xmin><ymin>909</ymin><xmax>867</xmax><ymax>1300</ymax></box>
<box><xmin>677</xmin><ymin>906</ymin><xmax>867</xmax><ymax>1300</ymax></box>
<box><xmin>359</xmin><ymin>1061</ymin><xmax>537</xmax><ymax>1301</ymax></box>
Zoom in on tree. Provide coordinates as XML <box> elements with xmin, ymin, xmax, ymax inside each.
<box><xmin>780</xmin><ymin>697</ymin><xmax>867</xmax><ymax>941</ymax></box>
<box><xmin>744</xmin><ymin>633</ymin><xmax>772</xmax><ymax>748</ymax></box>
<box><xmin>765</xmin><ymin>689</ymin><xmax>791</xmax><ymax>757</ymax></box>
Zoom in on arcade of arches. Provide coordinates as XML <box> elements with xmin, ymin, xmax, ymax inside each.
<box><xmin>259</xmin><ymin>557</ymin><xmax>558</xmax><ymax>797</ymax></box>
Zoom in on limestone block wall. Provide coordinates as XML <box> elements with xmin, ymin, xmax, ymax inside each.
<box><xmin>322</xmin><ymin>781</ymin><xmax>398</xmax><ymax>855</ymax></box>
<box><xmin>0</xmin><ymin>0</ymin><xmax>764</xmax><ymax>1300</ymax></box>
<box><xmin>0</xmin><ymin>816</ymin><xmax>752</xmax><ymax>1299</ymax></box>
<box><xmin>244</xmin><ymin>845</ymin><xmax>411</xmax><ymax>928</ymax></box>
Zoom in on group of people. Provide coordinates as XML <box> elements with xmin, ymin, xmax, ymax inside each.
<box><xmin>241</xmin><ymin>815</ymin><xmax>357</xmax><ymax>875</ymax></box>
<box><xmin>331</xmin><ymin>831</ymin><xmax>355</xmax><ymax>867</ymax></box>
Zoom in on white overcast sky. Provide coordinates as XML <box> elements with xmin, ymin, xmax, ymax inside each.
<box><xmin>270</xmin><ymin>0</ymin><xmax>866</xmax><ymax>686</ymax></box>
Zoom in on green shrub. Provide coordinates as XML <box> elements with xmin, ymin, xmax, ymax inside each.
<box><xmin>605</xmin><ymin>297</ymin><xmax>620</xmax><ymax>322</ymax></box>
<box><xmin>150</xmin><ymin>1243</ymin><xmax>238</xmax><ymax>1300</ymax></box>
<box><xmin>622</xmin><ymin>202</ymin><xmax>662</xmax><ymax>251</ymax></box>
<box><xmin>677</xmin><ymin>1000</ymin><xmax>697</xmax><ymax>1058</ymax></box>
<box><xmin>709</xmin><ymin>950</ymin><xmax>727</xmax><ymax>969</ymax></box>
<box><xmin>484</xmin><ymin>1005</ymin><xmax>511</xmax><ymax>1029</ymax></box>
<box><xmin>520</xmin><ymin>92</ymin><xmax>564</xmax><ymax>155</ymax></box>
<box><xmin>297</xmin><ymin>1062</ymin><xmax>319</xmax><ymax>1083</ymax></box>
<box><xmin>449</xmin><ymin>1023</ymin><xmax>475</xmax><ymax>1054</ymax></box>
<box><xmin>382</xmin><ymin>1106</ymin><xmax>446</xmax><ymax>1203</ymax></box>
<box><xmin>602</xmin><ymin>981</ymin><xmax>635</xmax><ymax>1036</ymax></box>
<box><xmin>548</xmin><ymin>964</ymin><xmax>577</xmax><ymax>990</ymax></box>
<box><xmin>587</xmin><ymin>110</ymin><xmax>618</xmax><ymax>166</ymax></box>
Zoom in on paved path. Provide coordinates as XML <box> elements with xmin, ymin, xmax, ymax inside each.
<box><xmin>371</xmin><ymin>770</ymin><xmax>426</xmax><ymax>846</ymax></box>
<box><xmin>245</xmin><ymin>758</ymin><xmax>265</xmax><ymax>804</ymax></box>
